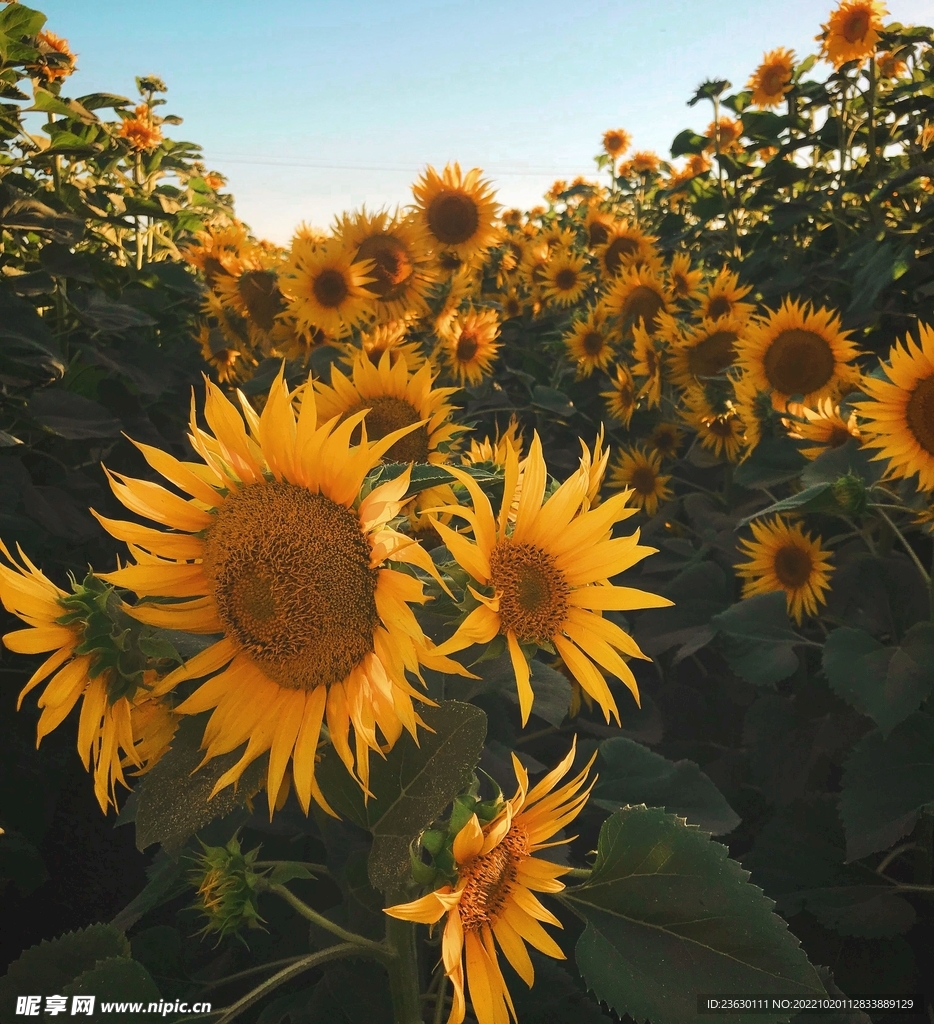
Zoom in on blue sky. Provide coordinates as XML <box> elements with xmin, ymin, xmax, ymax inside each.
<box><xmin>36</xmin><ymin>0</ymin><xmax>932</xmax><ymax>243</ymax></box>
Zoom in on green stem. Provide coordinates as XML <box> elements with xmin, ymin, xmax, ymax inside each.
<box><xmin>866</xmin><ymin>57</ymin><xmax>877</xmax><ymax>176</ymax></box>
<box><xmin>433</xmin><ymin>973</ymin><xmax>449</xmax><ymax>1024</ymax></box>
<box><xmin>565</xmin><ymin>867</ymin><xmax>592</xmax><ymax>881</ymax></box>
<box><xmin>384</xmin><ymin>912</ymin><xmax>423</xmax><ymax>1024</ymax></box>
<box><xmin>253</xmin><ymin>860</ymin><xmax>332</xmax><ymax>877</ymax></box>
<box><xmin>191</xmin><ymin>956</ymin><xmax>309</xmax><ymax>998</ymax></box>
<box><xmin>873</xmin><ymin>507</ymin><xmax>930</xmax><ymax>585</ymax></box>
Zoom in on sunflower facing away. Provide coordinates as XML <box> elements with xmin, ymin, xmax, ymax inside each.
<box><xmin>430</xmin><ymin>434</ymin><xmax>669</xmax><ymax>724</ymax></box>
<box><xmin>601</xmin><ymin>363</ymin><xmax>638</xmax><ymax>428</ymax></box>
<box><xmin>784</xmin><ymin>398</ymin><xmax>861</xmax><ymax>460</ymax></box>
<box><xmin>385</xmin><ymin>742</ymin><xmax>595</xmax><ymax>1024</ymax></box>
<box><xmin>95</xmin><ymin>372</ymin><xmax>468</xmax><ymax>813</ymax></box>
<box><xmin>280</xmin><ymin>238</ymin><xmax>375</xmax><ymax>338</ymax></box>
<box><xmin>413</xmin><ymin>164</ymin><xmax>500</xmax><ymax>261</ymax></box>
<box><xmin>444</xmin><ymin>307</ymin><xmax>503</xmax><ymax>386</ymax></box>
<box><xmin>819</xmin><ymin>0</ymin><xmax>888</xmax><ymax>68</ymax></box>
<box><xmin>736</xmin><ymin>517</ymin><xmax>833</xmax><ymax>624</ymax></box>
<box><xmin>737</xmin><ymin>298</ymin><xmax>861</xmax><ymax>412</ymax></box>
<box><xmin>748</xmin><ymin>48</ymin><xmax>796</xmax><ymax>109</ymax></box>
<box><xmin>632</xmin><ymin>324</ymin><xmax>664</xmax><ymax>408</ymax></box>
<box><xmin>856</xmin><ymin>324</ymin><xmax>934</xmax><ymax>491</ymax></box>
<box><xmin>563</xmin><ymin>305</ymin><xmax>616</xmax><ymax>378</ymax></box>
<box><xmin>608</xmin><ymin>445</ymin><xmax>673</xmax><ymax>516</ymax></box>
<box><xmin>667</xmin><ymin>252</ymin><xmax>704</xmax><ymax>302</ymax></box>
<box><xmin>31</xmin><ymin>30</ymin><xmax>76</xmax><ymax>83</ymax></box>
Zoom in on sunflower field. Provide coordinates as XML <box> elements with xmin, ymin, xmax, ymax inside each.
<box><xmin>1</xmin><ymin>1</ymin><xmax>934</xmax><ymax>1022</ymax></box>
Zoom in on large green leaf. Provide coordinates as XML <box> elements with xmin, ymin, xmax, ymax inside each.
<box><xmin>64</xmin><ymin>957</ymin><xmax>160</xmax><ymax>1008</ymax></box>
<box><xmin>315</xmin><ymin>701</ymin><xmax>487</xmax><ymax>892</ymax></box>
<box><xmin>711</xmin><ymin>592</ymin><xmax>803</xmax><ymax>686</ymax></box>
<box><xmin>822</xmin><ymin>624</ymin><xmax>934</xmax><ymax>736</ymax></box>
<box><xmin>840</xmin><ymin>711</ymin><xmax>934</xmax><ymax>861</ymax></box>
<box><xmin>564</xmin><ymin>807</ymin><xmax>824</xmax><ymax>1024</ymax></box>
<box><xmin>592</xmin><ymin>737</ymin><xmax>740</xmax><ymax>835</ymax></box>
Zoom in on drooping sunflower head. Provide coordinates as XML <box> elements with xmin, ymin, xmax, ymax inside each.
<box><xmin>681</xmin><ymin>384</ymin><xmax>745</xmax><ymax>462</ymax></box>
<box><xmin>333</xmin><ymin>208</ymin><xmax>437</xmax><ymax>319</ymax></box>
<box><xmin>603</xmin><ymin>265</ymin><xmax>671</xmax><ymax>338</ymax></box>
<box><xmin>748</xmin><ymin>48</ymin><xmax>796</xmax><ymax>109</ymax></box>
<box><xmin>602</xmin><ymin>128</ymin><xmax>632</xmax><ymax>158</ymax></box>
<box><xmin>736</xmin><ymin>516</ymin><xmax>833</xmax><ymax>624</ymax></box>
<box><xmin>601</xmin><ymin>362</ymin><xmax>638</xmax><ymax>428</ymax></box>
<box><xmin>314</xmin><ymin>350</ymin><xmax>463</xmax><ymax>465</ymax></box>
<box><xmin>31</xmin><ymin>30</ymin><xmax>76</xmax><ymax>83</ymax></box>
<box><xmin>564</xmin><ymin>304</ymin><xmax>616</xmax><ymax>378</ymax></box>
<box><xmin>784</xmin><ymin>398</ymin><xmax>861</xmax><ymax>460</ymax></box>
<box><xmin>667</xmin><ymin>314</ymin><xmax>747</xmax><ymax>389</ymax></box>
<box><xmin>819</xmin><ymin>0</ymin><xmax>888</xmax><ymax>68</ymax></box>
<box><xmin>412</xmin><ymin>163</ymin><xmax>500</xmax><ymax>260</ymax></box>
<box><xmin>594</xmin><ymin>221</ymin><xmax>657</xmax><ymax>279</ymax></box>
<box><xmin>444</xmin><ymin>306</ymin><xmax>502</xmax><ymax>385</ymax></box>
<box><xmin>737</xmin><ymin>297</ymin><xmax>862</xmax><ymax>411</ymax></box>
<box><xmin>855</xmin><ymin>323</ymin><xmax>934</xmax><ymax>491</ymax></box>
<box><xmin>608</xmin><ymin>444</ymin><xmax>673</xmax><ymax>516</ymax></box>
<box><xmin>280</xmin><ymin>237</ymin><xmax>376</xmax><ymax>338</ymax></box>
<box><xmin>540</xmin><ymin>249</ymin><xmax>591</xmax><ymax>308</ymax></box>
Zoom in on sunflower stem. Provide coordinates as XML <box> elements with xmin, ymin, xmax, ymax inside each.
<box><xmin>384</xmin><ymin>911</ymin><xmax>423</xmax><ymax>1024</ymax></box>
<box><xmin>873</xmin><ymin>507</ymin><xmax>930</xmax><ymax>586</ymax></box>
<box><xmin>433</xmin><ymin>972</ymin><xmax>450</xmax><ymax>1024</ymax></box>
<box><xmin>565</xmin><ymin>867</ymin><xmax>592</xmax><ymax>881</ymax></box>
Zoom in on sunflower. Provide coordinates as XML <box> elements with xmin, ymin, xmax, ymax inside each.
<box><xmin>353</xmin><ymin>320</ymin><xmax>426</xmax><ymax>370</ymax></box>
<box><xmin>667</xmin><ymin>253</ymin><xmax>704</xmax><ymax>302</ymax></box>
<box><xmin>631</xmin><ymin>325</ymin><xmax>663</xmax><ymax>408</ymax></box>
<box><xmin>784</xmin><ymin>398</ymin><xmax>861</xmax><ymax>459</ymax></box>
<box><xmin>197</xmin><ymin>323</ymin><xmax>244</xmax><ymax>384</ymax></box>
<box><xmin>540</xmin><ymin>251</ymin><xmax>590</xmax><ymax>308</ymax></box>
<box><xmin>667</xmin><ymin>314</ymin><xmax>746</xmax><ymax>389</ymax></box>
<box><xmin>445</xmin><ymin>308</ymin><xmax>502</xmax><ymax>385</ymax></box>
<box><xmin>118</xmin><ymin>105</ymin><xmax>163</xmax><ymax>153</ymax></box>
<box><xmin>95</xmin><ymin>372</ymin><xmax>469</xmax><ymax>813</ymax></box>
<box><xmin>500</xmin><ymin>289</ymin><xmax>526</xmax><ymax>321</ymax></box>
<box><xmin>432</xmin><ymin>434</ymin><xmax>669</xmax><ymax>723</ymax></box>
<box><xmin>314</xmin><ymin>350</ymin><xmax>463</xmax><ymax>465</ymax></box>
<box><xmin>681</xmin><ymin>385</ymin><xmax>745</xmax><ymax>462</ymax></box>
<box><xmin>602</xmin><ymin>128</ymin><xmax>632</xmax><ymax>158</ymax></box>
<box><xmin>699</xmin><ymin>268</ymin><xmax>755</xmax><ymax>322</ymax></box>
<box><xmin>748</xmin><ymin>48</ymin><xmax>796</xmax><ymax>109</ymax></box>
<box><xmin>730</xmin><ymin>371</ymin><xmax>775</xmax><ymax>454</ymax></box>
<box><xmin>855</xmin><ymin>324</ymin><xmax>934</xmax><ymax>490</ymax></box>
<box><xmin>563</xmin><ymin>305</ymin><xmax>616</xmax><ymax>378</ymax></box>
<box><xmin>385</xmin><ymin>742</ymin><xmax>595</xmax><ymax>1024</ymax></box>
<box><xmin>280</xmin><ymin>238</ymin><xmax>376</xmax><ymax>338</ymax></box>
<box><xmin>601</xmin><ymin>363</ymin><xmax>638</xmax><ymax>428</ymax></box>
<box><xmin>594</xmin><ymin>222</ymin><xmax>656</xmax><ymax>279</ymax></box>
<box><xmin>736</xmin><ymin>517</ymin><xmax>833</xmax><ymax>624</ymax></box>
<box><xmin>518</xmin><ymin>239</ymin><xmax>553</xmax><ymax>296</ymax></box>
<box><xmin>413</xmin><ymin>164</ymin><xmax>500</xmax><ymax>261</ymax></box>
<box><xmin>876</xmin><ymin>50</ymin><xmax>908</xmax><ymax>78</ymax></box>
<box><xmin>463</xmin><ymin>416</ymin><xmax>524</xmax><ymax>467</ymax></box>
<box><xmin>608</xmin><ymin>445</ymin><xmax>673</xmax><ymax>516</ymax></box>
<box><xmin>30</xmin><ymin>30</ymin><xmax>76</xmax><ymax>83</ymax></box>
<box><xmin>211</xmin><ymin>247</ymin><xmax>288</xmax><ymax>349</ymax></box>
<box><xmin>183</xmin><ymin>222</ymin><xmax>252</xmax><ymax>287</ymax></box>
<box><xmin>0</xmin><ymin>547</ymin><xmax>174</xmax><ymax>812</ymax></box>
<box><xmin>603</xmin><ymin>266</ymin><xmax>670</xmax><ymax>337</ymax></box>
<box><xmin>583</xmin><ymin>208</ymin><xmax>615</xmax><ymax>248</ymax></box>
<box><xmin>334</xmin><ymin>209</ymin><xmax>437</xmax><ymax>320</ymax></box>
<box><xmin>649</xmin><ymin>422</ymin><xmax>684</xmax><ymax>460</ymax></box>
<box><xmin>704</xmin><ymin>117</ymin><xmax>744</xmax><ymax>156</ymax></box>
<box><xmin>630</xmin><ymin>151</ymin><xmax>661</xmax><ymax>174</ymax></box>
<box><xmin>819</xmin><ymin>0</ymin><xmax>888</xmax><ymax>69</ymax></box>
<box><xmin>737</xmin><ymin>298</ymin><xmax>861</xmax><ymax>412</ymax></box>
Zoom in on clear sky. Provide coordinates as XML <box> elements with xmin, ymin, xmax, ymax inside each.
<box><xmin>34</xmin><ymin>0</ymin><xmax>932</xmax><ymax>243</ymax></box>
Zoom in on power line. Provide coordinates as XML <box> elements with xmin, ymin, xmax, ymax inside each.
<box><xmin>207</xmin><ymin>155</ymin><xmax>587</xmax><ymax>176</ymax></box>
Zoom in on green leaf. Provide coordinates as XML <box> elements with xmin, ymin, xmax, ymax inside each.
<box><xmin>733</xmin><ymin>436</ymin><xmax>807</xmax><ymax>489</ymax></box>
<box><xmin>133</xmin><ymin>715</ymin><xmax>267</xmax><ymax>855</ymax></box>
<box><xmin>737</xmin><ymin>483</ymin><xmax>840</xmax><ymax>526</ymax></box>
<box><xmin>564</xmin><ymin>807</ymin><xmax>824</xmax><ymax>1024</ymax></box>
<box><xmin>0</xmin><ymin>925</ymin><xmax>129</xmax><ymax>1021</ymax></box>
<box><xmin>29</xmin><ymin>88</ymin><xmax>95</xmax><ymax>123</ymax></box>
<box><xmin>76</xmin><ymin>92</ymin><xmax>131</xmax><ymax>111</ymax></box>
<box><xmin>29</xmin><ymin>389</ymin><xmax>122</xmax><ymax>440</ymax></box>
<box><xmin>109</xmin><ymin>850</ymin><xmax>188</xmax><ymax>933</ymax></box>
<box><xmin>74</xmin><ymin>291</ymin><xmax>157</xmax><ymax>333</ymax></box>
<box><xmin>711</xmin><ymin>592</ymin><xmax>803</xmax><ymax>686</ymax></box>
<box><xmin>530</xmin><ymin>385</ymin><xmax>575</xmax><ymax>417</ymax></box>
<box><xmin>315</xmin><ymin>701</ymin><xmax>487</xmax><ymax>892</ymax></box>
<box><xmin>840</xmin><ymin>711</ymin><xmax>934</xmax><ymax>862</ymax></box>
<box><xmin>670</xmin><ymin>129</ymin><xmax>709</xmax><ymax>157</ymax></box>
<box><xmin>822</xmin><ymin>624</ymin><xmax>934</xmax><ymax>736</ymax></box>
<box><xmin>64</xmin><ymin>957</ymin><xmax>161</xmax><ymax>1007</ymax></box>
<box><xmin>592</xmin><ymin>737</ymin><xmax>740</xmax><ymax>835</ymax></box>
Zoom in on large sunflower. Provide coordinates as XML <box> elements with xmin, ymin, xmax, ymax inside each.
<box><xmin>413</xmin><ymin>164</ymin><xmax>500</xmax><ymax>261</ymax></box>
<box><xmin>334</xmin><ymin>208</ymin><xmax>437</xmax><ymax>320</ymax></box>
<box><xmin>667</xmin><ymin>314</ymin><xmax>746</xmax><ymax>389</ymax></box>
<box><xmin>95</xmin><ymin>373</ymin><xmax>468</xmax><ymax>812</ymax></box>
<box><xmin>607</xmin><ymin>445</ymin><xmax>673</xmax><ymax>516</ymax></box>
<box><xmin>563</xmin><ymin>305</ymin><xmax>616</xmax><ymax>378</ymax></box>
<box><xmin>0</xmin><ymin>546</ymin><xmax>176</xmax><ymax>812</ymax></box>
<box><xmin>385</xmin><ymin>742</ymin><xmax>595</xmax><ymax>1024</ymax></box>
<box><xmin>431</xmin><ymin>434</ymin><xmax>669</xmax><ymax>724</ymax></box>
<box><xmin>280</xmin><ymin>238</ymin><xmax>375</xmax><ymax>338</ymax></box>
<box><xmin>737</xmin><ymin>298</ymin><xmax>861</xmax><ymax>412</ymax></box>
<box><xmin>856</xmin><ymin>324</ymin><xmax>934</xmax><ymax>490</ymax></box>
<box><xmin>819</xmin><ymin>0</ymin><xmax>887</xmax><ymax>68</ymax></box>
<box><xmin>602</xmin><ymin>128</ymin><xmax>632</xmax><ymax>159</ymax></box>
<box><xmin>736</xmin><ymin>517</ymin><xmax>833</xmax><ymax>624</ymax></box>
<box><xmin>444</xmin><ymin>307</ymin><xmax>502</xmax><ymax>386</ymax></box>
<box><xmin>314</xmin><ymin>350</ymin><xmax>463</xmax><ymax>465</ymax></box>
<box><xmin>748</xmin><ymin>48</ymin><xmax>796</xmax><ymax>109</ymax></box>
<box><xmin>603</xmin><ymin>266</ymin><xmax>671</xmax><ymax>337</ymax></box>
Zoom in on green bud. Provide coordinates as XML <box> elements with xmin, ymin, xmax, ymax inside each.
<box><xmin>832</xmin><ymin>473</ymin><xmax>868</xmax><ymax>516</ymax></box>
<box><xmin>189</xmin><ymin>836</ymin><xmax>266</xmax><ymax>946</ymax></box>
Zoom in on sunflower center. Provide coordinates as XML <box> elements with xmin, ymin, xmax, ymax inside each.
<box><xmin>348</xmin><ymin>397</ymin><xmax>429</xmax><ymax>463</ymax></box>
<box><xmin>582</xmin><ymin>330</ymin><xmax>605</xmax><ymax>356</ymax></box>
<box><xmin>312</xmin><ymin>268</ymin><xmax>350</xmax><ymax>309</ymax></box>
<box><xmin>427</xmin><ymin>191</ymin><xmax>480</xmax><ymax>246</ymax></box>
<box><xmin>356</xmin><ymin>235</ymin><xmax>413</xmax><ymax>299</ymax></box>
<box><xmin>554</xmin><ymin>268</ymin><xmax>579</xmax><ymax>292</ymax></box>
<box><xmin>773</xmin><ymin>544</ymin><xmax>813</xmax><ymax>588</ymax></box>
<box><xmin>630</xmin><ymin>465</ymin><xmax>657</xmax><ymax>496</ymax></box>
<box><xmin>604</xmin><ymin>236</ymin><xmax>639</xmax><ymax>275</ymax></box>
<box><xmin>843</xmin><ymin>11</ymin><xmax>870</xmax><ymax>42</ymax></box>
<box><xmin>202</xmin><ymin>482</ymin><xmax>378</xmax><ymax>690</ymax></box>
<box><xmin>706</xmin><ymin>295</ymin><xmax>732</xmax><ymax>319</ymax></box>
<box><xmin>763</xmin><ymin>328</ymin><xmax>835</xmax><ymax>396</ymax></box>
<box><xmin>687</xmin><ymin>330</ymin><xmax>738</xmax><ymax>377</ymax></box>
<box><xmin>672</xmin><ymin>273</ymin><xmax>690</xmax><ymax>297</ymax></box>
<box><xmin>456</xmin><ymin>331</ymin><xmax>480</xmax><ymax>363</ymax></box>
<box><xmin>457</xmin><ymin>824</ymin><xmax>530</xmax><ymax>931</ymax></box>
<box><xmin>906</xmin><ymin>374</ymin><xmax>934</xmax><ymax>456</ymax></box>
<box><xmin>238</xmin><ymin>269</ymin><xmax>286</xmax><ymax>331</ymax></box>
<box><xmin>622</xmin><ymin>286</ymin><xmax>665</xmax><ymax>332</ymax></box>
<box><xmin>202</xmin><ymin>256</ymin><xmax>227</xmax><ymax>287</ymax></box>
<box><xmin>827</xmin><ymin>423</ymin><xmax>853</xmax><ymax>448</ymax></box>
<box><xmin>489</xmin><ymin>542</ymin><xmax>571</xmax><ymax>644</ymax></box>
<box><xmin>707</xmin><ymin>415</ymin><xmax>736</xmax><ymax>438</ymax></box>
<box><xmin>762</xmin><ymin>67</ymin><xmax>786</xmax><ymax>95</ymax></box>
<box><xmin>588</xmin><ymin>221</ymin><xmax>609</xmax><ymax>246</ymax></box>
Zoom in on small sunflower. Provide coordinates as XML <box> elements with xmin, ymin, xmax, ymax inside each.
<box><xmin>856</xmin><ymin>324</ymin><xmax>934</xmax><ymax>490</ymax></box>
<box><xmin>445</xmin><ymin>307</ymin><xmax>502</xmax><ymax>386</ymax></box>
<box><xmin>462</xmin><ymin>417</ymin><xmax>525</xmax><ymax>472</ymax></box>
<box><xmin>667</xmin><ymin>253</ymin><xmax>704</xmax><ymax>302</ymax></box>
<box><xmin>667</xmin><ymin>314</ymin><xmax>746</xmax><ymax>389</ymax></box>
<box><xmin>118</xmin><ymin>104</ymin><xmax>162</xmax><ymax>153</ymax></box>
<box><xmin>601</xmin><ymin>363</ymin><xmax>638</xmax><ymax>428</ymax></box>
<box><xmin>540</xmin><ymin>250</ymin><xmax>591</xmax><ymax>307</ymax></box>
<box><xmin>630</xmin><ymin>151</ymin><xmax>661</xmax><ymax>174</ymax></box>
<box><xmin>748</xmin><ymin>48</ymin><xmax>796</xmax><ymax>109</ymax></box>
<box><xmin>500</xmin><ymin>289</ymin><xmax>526</xmax><ymax>321</ymax></box>
<box><xmin>30</xmin><ymin>30</ymin><xmax>76</xmax><ymax>83</ymax></box>
<box><xmin>632</xmin><ymin>325</ymin><xmax>663</xmax><ymax>408</ymax></box>
<box><xmin>737</xmin><ymin>298</ymin><xmax>862</xmax><ymax>411</ymax></box>
<box><xmin>334</xmin><ymin>208</ymin><xmax>437</xmax><ymax>320</ymax></box>
<box><xmin>197</xmin><ymin>323</ymin><xmax>244</xmax><ymax>384</ymax></box>
<box><xmin>730</xmin><ymin>371</ymin><xmax>776</xmax><ymax>454</ymax></box>
<box><xmin>183</xmin><ymin>222</ymin><xmax>252</xmax><ymax>287</ymax></box>
<box><xmin>704</xmin><ymin>117</ymin><xmax>744</xmax><ymax>156</ymax></box>
<box><xmin>603</xmin><ymin>266</ymin><xmax>671</xmax><ymax>337</ymax></box>
<box><xmin>353</xmin><ymin>320</ymin><xmax>426</xmax><ymax>370</ymax></box>
<box><xmin>736</xmin><ymin>517</ymin><xmax>833</xmax><ymax>624</ymax></box>
<box><xmin>784</xmin><ymin>398</ymin><xmax>861</xmax><ymax>459</ymax></box>
<box><xmin>280</xmin><ymin>238</ymin><xmax>376</xmax><ymax>338</ymax></box>
<box><xmin>413</xmin><ymin>163</ymin><xmax>500</xmax><ymax>261</ymax></box>
<box><xmin>583</xmin><ymin>208</ymin><xmax>615</xmax><ymax>248</ymax></box>
<box><xmin>876</xmin><ymin>50</ymin><xmax>908</xmax><ymax>78</ymax></box>
<box><xmin>819</xmin><ymin>0</ymin><xmax>887</xmax><ymax>69</ymax></box>
<box><xmin>681</xmin><ymin>385</ymin><xmax>745</xmax><ymax>462</ymax></box>
<box><xmin>649</xmin><ymin>422</ymin><xmax>684</xmax><ymax>460</ymax></box>
<box><xmin>564</xmin><ymin>305</ymin><xmax>616</xmax><ymax>378</ymax></box>
<box><xmin>314</xmin><ymin>350</ymin><xmax>463</xmax><ymax>465</ymax></box>
<box><xmin>608</xmin><ymin>445</ymin><xmax>673</xmax><ymax>516</ymax></box>
<box><xmin>594</xmin><ymin>222</ymin><xmax>656</xmax><ymax>279</ymax></box>
<box><xmin>699</xmin><ymin>268</ymin><xmax>755</xmax><ymax>322</ymax></box>
<box><xmin>385</xmin><ymin>743</ymin><xmax>595</xmax><ymax>1024</ymax></box>
<box><xmin>602</xmin><ymin>128</ymin><xmax>632</xmax><ymax>158</ymax></box>
<box><xmin>211</xmin><ymin>247</ymin><xmax>288</xmax><ymax>349</ymax></box>
<box><xmin>519</xmin><ymin>239</ymin><xmax>553</xmax><ymax>296</ymax></box>
<box><xmin>432</xmin><ymin>434</ymin><xmax>669</xmax><ymax>723</ymax></box>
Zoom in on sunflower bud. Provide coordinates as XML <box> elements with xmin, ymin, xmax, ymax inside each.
<box><xmin>832</xmin><ymin>473</ymin><xmax>868</xmax><ymax>517</ymax></box>
<box><xmin>190</xmin><ymin>837</ymin><xmax>266</xmax><ymax>945</ymax></box>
